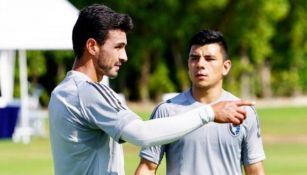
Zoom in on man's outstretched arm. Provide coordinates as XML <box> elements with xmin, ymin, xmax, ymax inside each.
<box><xmin>121</xmin><ymin>100</ymin><xmax>255</xmax><ymax>147</ymax></box>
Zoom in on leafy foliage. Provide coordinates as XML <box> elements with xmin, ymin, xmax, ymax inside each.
<box><xmin>25</xmin><ymin>0</ymin><xmax>307</xmax><ymax>104</ymax></box>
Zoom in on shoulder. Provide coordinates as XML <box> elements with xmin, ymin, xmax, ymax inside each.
<box><xmin>80</xmin><ymin>82</ymin><xmax>126</xmax><ymax>110</ymax></box>
<box><xmin>78</xmin><ymin>81</ymin><xmax>104</xmax><ymax>96</ymax></box>
<box><xmin>220</xmin><ymin>90</ymin><xmax>240</xmax><ymax>101</ymax></box>
<box><xmin>50</xmin><ymin>75</ymin><xmax>78</xmax><ymax>102</ymax></box>
<box><xmin>151</xmin><ymin>91</ymin><xmax>191</xmax><ymax>119</ymax></box>
<box><xmin>244</xmin><ymin>106</ymin><xmax>259</xmax><ymax>124</ymax></box>
<box><xmin>150</xmin><ymin>101</ymin><xmax>173</xmax><ymax>119</ymax></box>
<box><xmin>163</xmin><ymin>91</ymin><xmax>192</xmax><ymax>108</ymax></box>
<box><xmin>51</xmin><ymin>72</ymin><xmax>96</xmax><ymax>99</ymax></box>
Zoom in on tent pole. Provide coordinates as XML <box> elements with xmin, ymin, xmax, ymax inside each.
<box><xmin>12</xmin><ymin>50</ymin><xmax>31</xmax><ymax>144</ymax></box>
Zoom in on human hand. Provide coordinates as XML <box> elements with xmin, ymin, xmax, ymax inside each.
<box><xmin>211</xmin><ymin>100</ymin><xmax>255</xmax><ymax>125</ymax></box>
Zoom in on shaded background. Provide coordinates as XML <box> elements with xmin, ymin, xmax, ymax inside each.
<box><xmin>14</xmin><ymin>0</ymin><xmax>307</xmax><ymax>106</ymax></box>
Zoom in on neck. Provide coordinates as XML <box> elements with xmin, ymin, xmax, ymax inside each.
<box><xmin>72</xmin><ymin>57</ymin><xmax>102</xmax><ymax>82</ymax></box>
<box><xmin>191</xmin><ymin>84</ymin><xmax>223</xmax><ymax>104</ymax></box>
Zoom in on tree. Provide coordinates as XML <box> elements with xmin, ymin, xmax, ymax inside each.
<box><xmin>272</xmin><ymin>0</ymin><xmax>307</xmax><ymax>96</ymax></box>
<box><xmin>44</xmin><ymin>0</ymin><xmax>306</xmax><ymax>103</ymax></box>
<box><xmin>219</xmin><ymin>0</ymin><xmax>289</xmax><ymax>98</ymax></box>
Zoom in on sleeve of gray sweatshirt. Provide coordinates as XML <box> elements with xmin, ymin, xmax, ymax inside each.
<box><xmin>121</xmin><ymin>105</ymin><xmax>214</xmax><ymax>147</ymax></box>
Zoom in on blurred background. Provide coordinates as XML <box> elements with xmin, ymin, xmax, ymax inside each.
<box><xmin>0</xmin><ymin>0</ymin><xmax>307</xmax><ymax>174</ymax></box>
<box><xmin>4</xmin><ymin>0</ymin><xmax>307</xmax><ymax>104</ymax></box>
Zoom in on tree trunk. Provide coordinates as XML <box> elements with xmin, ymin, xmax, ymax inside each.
<box><xmin>139</xmin><ymin>54</ymin><xmax>150</xmax><ymax>102</ymax></box>
<box><xmin>171</xmin><ymin>43</ymin><xmax>189</xmax><ymax>91</ymax></box>
<box><xmin>240</xmin><ymin>51</ymin><xmax>251</xmax><ymax>99</ymax></box>
<box><xmin>259</xmin><ymin>61</ymin><xmax>272</xmax><ymax>98</ymax></box>
<box><xmin>291</xmin><ymin>67</ymin><xmax>302</xmax><ymax>96</ymax></box>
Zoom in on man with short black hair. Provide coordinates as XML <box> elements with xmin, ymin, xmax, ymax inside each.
<box><xmin>48</xmin><ymin>4</ymin><xmax>254</xmax><ymax>175</ymax></box>
<box><xmin>136</xmin><ymin>29</ymin><xmax>265</xmax><ymax>175</ymax></box>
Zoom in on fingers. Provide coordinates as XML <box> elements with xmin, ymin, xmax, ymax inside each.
<box><xmin>233</xmin><ymin>111</ymin><xmax>246</xmax><ymax>124</ymax></box>
<box><xmin>229</xmin><ymin>117</ymin><xmax>241</xmax><ymax>125</ymax></box>
<box><xmin>235</xmin><ymin>100</ymin><xmax>256</xmax><ymax>107</ymax></box>
<box><xmin>236</xmin><ymin>107</ymin><xmax>247</xmax><ymax>117</ymax></box>
<box><xmin>234</xmin><ymin>100</ymin><xmax>253</xmax><ymax>124</ymax></box>
<box><xmin>212</xmin><ymin>100</ymin><xmax>252</xmax><ymax>125</ymax></box>
<box><xmin>234</xmin><ymin>100</ymin><xmax>252</xmax><ymax>124</ymax></box>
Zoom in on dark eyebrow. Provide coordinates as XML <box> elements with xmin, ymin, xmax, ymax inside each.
<box><xmin>204</xmin><ymin>54</ymin><xmax>216</xmax><ymax>58</ymax></box>
<box><xmin>115</xmin><ymin>42</ymin><xmax>126</xmax><ymax>47</ymax></box>
<box><xmin>189</xmin><ymin>53</ymin><xmax>200</xmax><ymax>57</ymax></box>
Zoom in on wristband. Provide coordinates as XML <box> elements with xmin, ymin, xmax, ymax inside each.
<box><xmin>200</xmin><ymin>105</ymin><xmax>215</xmax><ymax>123</ymax></box>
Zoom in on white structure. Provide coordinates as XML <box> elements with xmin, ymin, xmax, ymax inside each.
<box><xmin>0</xmin><ymin>0</ymin><xmax>79</xmax><ymax>143</ymax></box>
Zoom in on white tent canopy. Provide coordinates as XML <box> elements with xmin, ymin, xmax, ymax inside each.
<box><xmin>0</xmin><ymin>0</ymin><xmax>79</xmax><ymax>143</ymax></box>
<box><xmin>0</xmin><ymin>0</ymin><xmax>78</xmax><ymax>50</ymax></box>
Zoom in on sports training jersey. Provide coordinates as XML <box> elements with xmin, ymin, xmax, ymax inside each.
<box><xmin>140</xmin><ymin>89</ymin><xmax>265</xmax><ymax>175</ymax></box>
<box><xmin>49</xmin><ymin>71</ymin><xmax>139</xmax><ymax>175</ymax></box>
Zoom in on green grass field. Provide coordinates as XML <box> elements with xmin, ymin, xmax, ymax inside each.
<box><xmin>0</xmin><ymin>106</ymin><xmax>306</xmax><ymax>175</ymax></box>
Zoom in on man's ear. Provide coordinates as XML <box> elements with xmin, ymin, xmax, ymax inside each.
<box><xmin>222</xmin><ymin>59</ymin><xmax>232</xmax><ymax>76</ymax></box>
<box><xmin>86</xmin><ymin>38</ymin><xmax>99</xmax><ymax>55</ymax></box>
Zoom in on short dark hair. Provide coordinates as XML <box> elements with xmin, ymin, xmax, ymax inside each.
<box><xmin>72</xmin><ymin>4</ymin><xmax>134</xmax><ymax>58</ymax></box>
<box><xmin>188</xmin><ymin>29</ymin><xmax>229</xmax><ymax>60</ymax></box>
